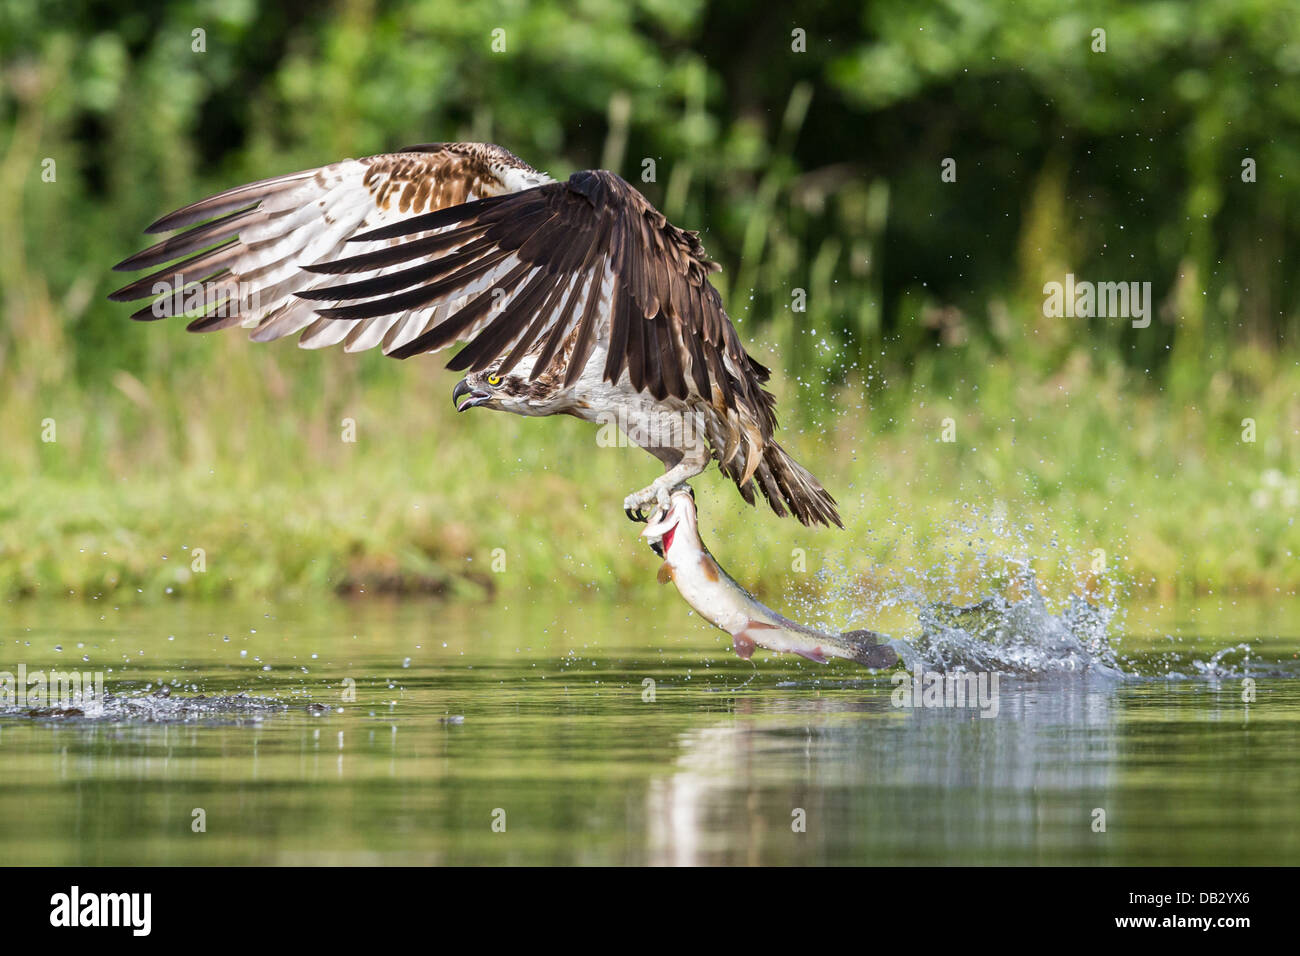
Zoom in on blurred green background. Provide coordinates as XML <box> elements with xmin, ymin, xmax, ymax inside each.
<box><xmin>1</xmin><ymin>0</ymin><xmax>1298</xmax><ymax>605</ymax></box>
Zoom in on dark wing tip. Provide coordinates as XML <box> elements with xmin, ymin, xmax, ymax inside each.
<box><xmin>142</xmin><ymin>215</ymin><xmax>179</xmax><ymax>235</ymax></box>
<box><xmin>127</xmin><ymin>300</ymin><xmax>168</xmax><ymax>321</ymax></box>
<box><xmin>387</xmin><ymin>339</ymin><xmax>424</xmax><ymax>360</ymax></box>
<box><xmin>143</xmin><ymin>206</ymin><xmax>210</xmax><ymax>234</ymax></box>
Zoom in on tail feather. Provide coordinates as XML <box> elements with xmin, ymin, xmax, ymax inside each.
<box><xmin>726</xmin><ymin>439</ymin><xmax>842</xmax><ymax>528</ymax></box>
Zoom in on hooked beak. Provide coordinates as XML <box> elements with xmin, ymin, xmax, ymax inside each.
<box><xmin>452</xmin><ymin>378</ymin><xmax>491</xmax><ymax>412</ymax></box>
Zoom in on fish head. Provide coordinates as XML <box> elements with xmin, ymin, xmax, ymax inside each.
<box><xmin>642</xmin><ymin>486</ymin><xmax>698</xmax><ymax>558</ymax></box>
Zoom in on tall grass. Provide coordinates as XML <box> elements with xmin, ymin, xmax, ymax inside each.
<box><xmin>2</xmin><ymin>63</ymin><xmax>1298</xmax><ymax>607</ymax></box>
<box><xmin>4</xmin><ymin>317</ymin><xmax>1297</xmax><ymax>605</ymax></box>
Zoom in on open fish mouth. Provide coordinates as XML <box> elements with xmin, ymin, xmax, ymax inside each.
<box><xmin>641</xmin><ymin>488</ymin><xmax>695</xmax><ymax>556</ymax></box>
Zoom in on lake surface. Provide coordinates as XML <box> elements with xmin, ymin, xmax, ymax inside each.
<box><xmin>1</xmin><ymin>596</ymin><xmax>1297</xmax><ymax>865</ymax></box>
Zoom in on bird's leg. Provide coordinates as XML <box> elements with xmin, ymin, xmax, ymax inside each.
<box><xmin>624</xmin><ymin>443</ymin><xmax>710</xmax><ymax>522</ymax></box>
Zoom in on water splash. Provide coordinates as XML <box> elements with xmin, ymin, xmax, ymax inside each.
<box><xmin>787</xmin><ymin>502</ymin><xmax>1131</xmax><ymax>677</ymax></box>
<box><xmin>785</xmin><ymin>503</ymin><xmax>1276</xmax><ymax>680</ymax></box>
<box><xmin>1178</xmin><ymin>642</ymin><xmax>1256</xmax><ymax>681</ymax></box>
<box><xmin>2</xmin><ymin>688</ymin><xmax>292</xmax><ymax>723</ymax></box>
<box><xmin>888</xmin><ymin>577</ymin><xmax>1124</xmax><ymax>677</ymax></box>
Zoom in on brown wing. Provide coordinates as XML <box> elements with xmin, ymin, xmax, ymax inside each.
<box><xmin>108</xmin><ymin>142</ymin><xmax>551</xmax><ymax>352</ymax></box>
<box><xmin>112</xmin><ymin>154</ymin><xmax>838</xmax><ymax>527</ymax></box>
<box><xmin>302</xmin><ymin>169</ymin><xmax>776</xmax><ymax>435</ymax></box>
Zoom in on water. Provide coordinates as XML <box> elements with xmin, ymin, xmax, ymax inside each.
<box><xmin>1</xmin><ymin>596</ymin><xmax>1297</xmax><ymax>865</ymax></box>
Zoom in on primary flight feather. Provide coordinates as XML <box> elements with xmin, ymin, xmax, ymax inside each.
<box><xmin>109</xmin><ymin>142</ymin><xmax>841</xmax><ymax>527</ymax></box>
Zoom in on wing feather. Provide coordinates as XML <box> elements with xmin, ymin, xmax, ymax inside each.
<box><xmin>110</xmin><ymin>143</ymin><xmax>550</xmax><ymax>347</ymax></box>
<box><xmin>113</xmin><ymin>153</ymin><xmax>778</xmax><ymax>447</ymax></box>
<box><xmin>501</xmin><ymin>272</ymin><xmax>579</xmax><ymax>376</ymax></box>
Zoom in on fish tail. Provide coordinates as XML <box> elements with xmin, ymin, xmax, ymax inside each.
<box><xmin>840</xmin><ymin>628</ymin><xmax>898</xmax><ymax>669</ymax></box>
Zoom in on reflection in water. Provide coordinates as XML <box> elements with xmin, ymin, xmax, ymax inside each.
<box><xmin>1</xmin><ymin>599</ymin><xmax>1298</xmax><ymax>865</ymax></box>
<box><xmin>647</xmin><ymin>680</ymin><xmax>1123</xmax><ymax>865</ymax></box>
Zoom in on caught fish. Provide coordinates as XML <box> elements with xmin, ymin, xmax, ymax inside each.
<box><xmin>643</xmin><ymin>488</ymin><xmax>897</xmax><ymax>669</ymax></box>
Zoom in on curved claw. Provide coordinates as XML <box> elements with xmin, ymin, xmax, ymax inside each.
<box><xmin>625</xmin><ymin>507</ymin><xmax>647</xmax><ymax>523</ymax></box>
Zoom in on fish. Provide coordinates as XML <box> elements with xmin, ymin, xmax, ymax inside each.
<box><xmin>642</xmin><ymin>488</ymin><xmax>898</xmax><ymax>669</ymax></box>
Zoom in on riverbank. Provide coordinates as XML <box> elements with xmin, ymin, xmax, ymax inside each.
<box><xmin>4</xmin><ymin>340</ymin><xmax>1296</xmax><ymax>604</ymax></box>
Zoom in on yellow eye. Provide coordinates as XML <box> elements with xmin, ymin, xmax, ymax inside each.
<box><xmin>486</xmin><ymin>373</ymin><xmax>501</xmax><ymax>386</ymax></box>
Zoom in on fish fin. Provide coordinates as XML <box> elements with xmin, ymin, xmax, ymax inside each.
<box><xmin>657</xmin><ymin>563</ymin><xmax>675</xmax><ymax>585</ymax></box>
<box><xmin>841</xmin><ymin>628</ymin><xmax>898</xmax><ymax>669</ymax></box>
<box><xmin>794</xmin><ymin>645</ymin><xmax>828</xmax><ymax>663</ymax></box>
<box><xmin>733</xmin><ymin>620</ymin><xmax>778</xmax><ymax>661</ymax></box>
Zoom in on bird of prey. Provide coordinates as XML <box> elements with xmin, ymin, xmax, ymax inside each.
<box><xmin>109</xmin><ymin>142</ymin><xmax>841</xmax><ymax>526</ymax></box>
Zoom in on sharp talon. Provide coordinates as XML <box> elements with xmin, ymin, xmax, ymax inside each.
<box><xmin>625</xmin><ymin>508</ymin><xmax>639</xmax><ymax>522</ymax></box>
<box><xmin>635</xmin><ymin>508</ymin><xmax>647</xmax><ymax>522</ymax></box>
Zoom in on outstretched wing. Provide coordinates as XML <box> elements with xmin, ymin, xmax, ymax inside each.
<box><xmin>112</xmin><ymin>147</ymin><xmax>837</xmax><ymax>526</ymax></box>
<box><xmin>109</xmin><ymin>142</ymin><xmax>551</xmax><ymax>352</ymax></box>
<box><xmin>302</xmin><ymin>169</ymin><xmax>773</xmax><ymax>433</ymax></box>
<box><xmin>113</xmin><ymin>153</ymin><xmax>776</xmax><ymax>436</ymax></box>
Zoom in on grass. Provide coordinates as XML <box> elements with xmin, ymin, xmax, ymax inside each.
<box><xmin>3</xmin><ymin>319</ymin><xmax>1297</xmax><ymax>607</ymax></box>
<box><xmin>5</xmin><ymin>62</ymin><xmax>1296</xmax><ymax>610</ymax></box>
<box><xmin>3</xmin><ymin>78</ymin><xmax>1296</xmax><ymax>608</ymax></box>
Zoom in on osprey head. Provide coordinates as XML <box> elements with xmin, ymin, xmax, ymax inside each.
<box><xmin>452</xmin><ymin>366</ymin><xmax>545</xmax><ymax>415</ymax></box>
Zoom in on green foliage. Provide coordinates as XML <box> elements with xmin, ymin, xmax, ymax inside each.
<box><xmin>1</xmin><ymin>0</ymin><xmax>1297</xmax><ymax>601</ymax></box>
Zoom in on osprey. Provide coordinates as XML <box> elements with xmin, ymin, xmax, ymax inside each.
<box><xmin>110</xmin><ymin>143</ymin><xmax>841</xmax><ymax>526</ymax></box>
